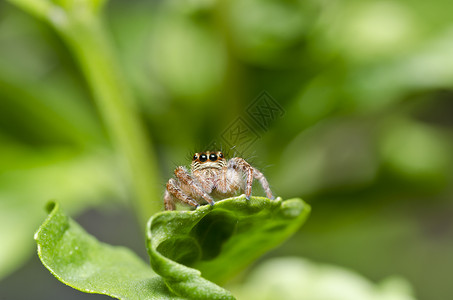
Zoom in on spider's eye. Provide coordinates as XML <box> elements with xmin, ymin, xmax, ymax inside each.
<box><xmin>218</xmin><ymin>152</ymin><xmax>224</xmax><ymax>158</ymax></box>
<box><xmin>209</xmin><ymin>153</ymin><xmax>218</xmax><ymax>161</ymax></box>
<box><xmin>199</xmin><ymin>154</ymin><xmax>208</xmax><ymax>162</ymax></box>
<box><xmin>192</xmin><ymin>155</ymin><xmax>198</xmax><ymax>161</ymax></box>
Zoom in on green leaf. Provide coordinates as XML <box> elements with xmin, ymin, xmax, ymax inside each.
<box><xmin>0</xmin><ymin>150</ymin><xmax>121</xmax><ymax>281</ymax></box>
<box><xmin>146</xmin><ymin>196</ymin><xmax>310</xmax><ymax>299</ymax></box>
<box><xmin>35</xmin><ymin>201</ymin><xmax>183</xmax><ymax>300</ymax></box>
<box><xmin>35</xmin><ymin>197</ymin><xmax>309</xmax><ymax>299</ymax></box>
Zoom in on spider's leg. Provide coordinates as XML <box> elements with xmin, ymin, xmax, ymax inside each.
<box><xmin>164</xmin><ymin>189</ymin><xmax>176</xmax><ymax>211</ymax></box>
<box><xmin>228</xmin><ymin>157</ymin><xmax>274</xmax><ymax>200</ymax></box>
<box><xmin>166</xmin><ymin>178</ymin><xmax>199</xmax><ymax>210</ymax></box>
<box><xmin>174</xmin><ymin>167</ymin><xmax>215</xmax><ymax>206</ymax></box>
<box><xmin>228</xmin><ymin>157</ymin><xmax>254</xmax><ymax>200</ymax></box>
<box><xmin>252</xmin><ymin>169</ymin><xmax>274</xmax><ymax>200</ymax></box>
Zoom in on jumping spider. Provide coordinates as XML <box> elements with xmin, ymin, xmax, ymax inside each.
<box><xmin>164</xmin><ymin>151</ymin><xmax>274</xmax><ymax>210</ymax></box>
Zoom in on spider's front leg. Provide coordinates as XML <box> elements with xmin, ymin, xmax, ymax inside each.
<box><xmin>165</xmin><ymin>178</ymin><xmax>199</xmax><ymax>210</ymax></box>
<box><xmin>174</xmin><ymin>166</ymin><xmax>216</xmax><ymax>206</ymax></box>
<box><xmin>228</xmin><ymin>157</ymin><xmax>274</xmax><ymax>200</ymax></box>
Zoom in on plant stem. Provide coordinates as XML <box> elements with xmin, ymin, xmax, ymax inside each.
<box><xmin>54</xmin><ymin>9</ymin><xmax>161</xmax><ymax>225</ymax></box>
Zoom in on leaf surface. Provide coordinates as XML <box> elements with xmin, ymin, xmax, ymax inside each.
<box><xmin>35</xmin><ymin>202</ymin><xmax>183</xmax><ymax>300</ymax></box>
<box><xmin>146</xmin><ymin>196</ymin><xmax>310</xmax><ymax>298</ymax></box>
<box><xmin>35</xmin><ymin>196</ymin><xmax>310</xmax><ymax>299</ymax></box>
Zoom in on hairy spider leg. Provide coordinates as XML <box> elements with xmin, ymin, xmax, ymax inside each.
<box><xmin>228</xmin><ymin>157</ymin><xmax>274</xmax><ymax>200</ymax></box>
<box><xmin>174</xmin><ymin>166</ymin><xmax>215</xmax><ymax>206</ymax></box>
<box><xmin>165</xmin><ymin>178</ymin><xmax>199</xmax><ymax>210</ymax></box>
<box><xmin>253</xmin><ymin>169</ymin><xmax>274</xmax><ymax>200</ymax></box>
<box><xmin>228</xmin><ymin>157</ymin><xmax>253</xmax><ymax>199</ymax></box>
<box><xmin>163</xmin><ymin>190</ymin><xmax>176</xmax><ymax>211</ymax></box>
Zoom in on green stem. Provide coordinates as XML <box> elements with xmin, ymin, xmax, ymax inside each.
<box><xmin>6</xmin><ymin>1</ymin><xmax>162</xmax><ymax>224</ymax></box>
<box><xmin>57</xmin><ymin>12</ymin><xmax>162</xmax><ymax>225</ymax></box>
<box><xmin>4</xmin><ymin>2</ymin><xmax>162</xmax><ymax>227</ymax></box>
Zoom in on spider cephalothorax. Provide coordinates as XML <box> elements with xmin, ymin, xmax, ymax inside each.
<box><xmin>164</xmin><ymin>151</ymin><xmax>274</xmax><ymax>210</ymax></box>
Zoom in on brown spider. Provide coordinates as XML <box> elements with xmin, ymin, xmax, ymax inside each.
<box><xmin>164</xmin><ymin>151</ymin><xmax>274</xmax><ymax>210</ymax></box>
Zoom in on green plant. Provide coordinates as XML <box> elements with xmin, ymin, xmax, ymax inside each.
<box><xmin>3</xmin><ymin>0</ymin><xmax>453</xmax><ymax>299</ymax></box>
<box><xmin>3</xmin><ymin>0</ymin><xmax>311</xmax><ymax>297</ymax></box>
<box><xmin>7</xmin><ymin>0</ymin><xmax>161</xmax><ymax>227</ymax></box>
<box><xmin>35</xmin><ymin>196</ymin><xmax>310</xmax><ymax>299</ymax></box>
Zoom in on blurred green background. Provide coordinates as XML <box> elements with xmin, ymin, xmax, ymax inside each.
<box><xmin>0</xmin><ymin>0</ymin><xmax>452</xmax><ymax>299</ymax></box>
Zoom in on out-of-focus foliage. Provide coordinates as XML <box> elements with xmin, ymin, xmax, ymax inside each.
<box><xmin>1</xmin><ymin>0</ymin><xmax>453</xmax><ymax>299</ymax></box>
<box><xmin>230</xmin><ymin>257</ymin><xmax>417</xmax><ymax>300</ymax></box>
